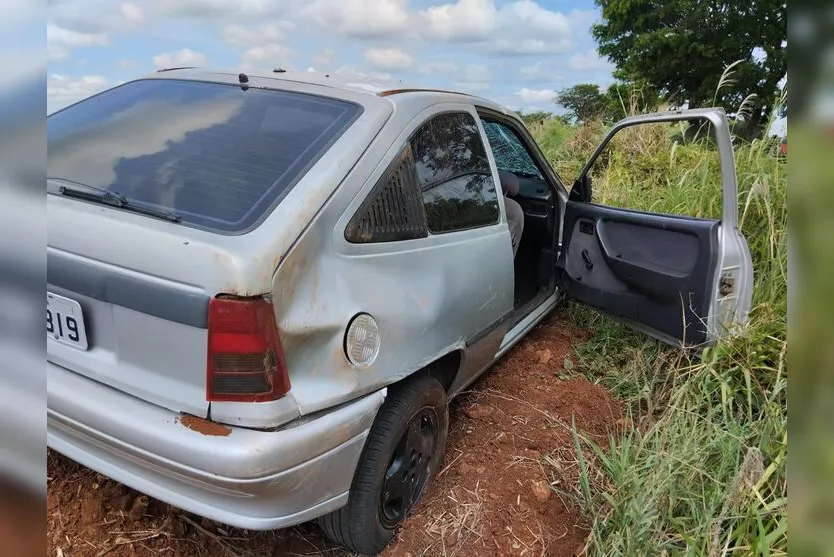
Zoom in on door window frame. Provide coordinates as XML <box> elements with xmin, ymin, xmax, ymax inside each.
<box><xmin>574</xmin><ymin>109</ymin><xmax>739</xmax><ymax>230</ymax></box>
<box><xmin>474</xmin><ymin>108</ymin><xmax>569</xmax><ymax>199</ymax></box>
<box><xmin>474</xmin><ymin>107</ymin><xmax>569</xmax><ymax>247</ymax></box>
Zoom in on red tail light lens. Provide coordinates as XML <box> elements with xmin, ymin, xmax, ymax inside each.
<box><xmin>206</xmin><ymin>296</ymin><xmax>290</xmax><ymax>402</ymax></box>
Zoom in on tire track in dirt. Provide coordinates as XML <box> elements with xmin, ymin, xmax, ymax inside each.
<box><xmin>47</xmin><ymin>307</ymin><xmax>621</xmax><ymax>557</ymax></box>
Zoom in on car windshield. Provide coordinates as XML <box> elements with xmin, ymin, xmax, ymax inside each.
<box><xmin>47</xmin><ymin>78</ymin><xmax>363</xmax><ymax>233</ymax></box>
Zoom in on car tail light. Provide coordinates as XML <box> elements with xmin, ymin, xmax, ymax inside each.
<box><xmin>206</xmin><ymin>296</ymin><xmax>290</xmax><ymax>402</ymax></box>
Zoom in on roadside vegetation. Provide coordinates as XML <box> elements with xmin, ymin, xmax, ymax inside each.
<box><xmin>528</xmin><ymin>85</ymin><xmax>788</xmax><ymax>555</ymax></box>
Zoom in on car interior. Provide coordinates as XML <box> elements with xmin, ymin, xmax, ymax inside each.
<box><xmin>480</xmin><ymin>116</ymin><xmax>561</xmax><ymax>320</ymax></box>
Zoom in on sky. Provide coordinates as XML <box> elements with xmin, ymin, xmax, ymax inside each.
<box><xmin>45</xmin><ymin>0</ymin><xmax>617</xmax><ymax>115</ymax></box>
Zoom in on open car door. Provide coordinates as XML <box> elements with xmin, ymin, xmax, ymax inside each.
<box><xmin>556</xmin><ymin>108</ymin><xmax>754</xmax><ymax>348</ymax></box>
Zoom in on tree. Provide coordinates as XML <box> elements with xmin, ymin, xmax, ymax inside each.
<box><xmin>592</xmin><ymin>0</ymin><xmax>787</xmax><ymax>136</ymax></box>
<box><xmin>518</xmin><ymin>110</ymin><xmax>553</xmax><ymax>127</ymax></box>
<box><xmin>603</xmin><ymin>81</ymin><xmax>663</xmax><ymax>122</ymax></box>
<box><xmin>554</xmin><ymin>84</ymin><xmax>607</xmax><ymax>124</ymax></box>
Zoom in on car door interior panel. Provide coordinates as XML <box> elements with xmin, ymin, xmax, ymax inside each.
<box><xmin>515</xmin><ymin>175</ymin><xmax>556</xmax><ymax>239</ymax></box>
<box><xmin>514</xmin><ymin>175</ymin><xmax>558</xmax><ymax>292</ymax></box>
<box><xmin>559</xmin><ymin>201</ymin><xmax>720</xmax><ymax>346</ymax></box>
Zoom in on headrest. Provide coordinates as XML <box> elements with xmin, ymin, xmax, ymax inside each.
<box><xmin>497</xmin><ymin>170</ymin><xmax>519</xmax><ymax>197</ymax></box>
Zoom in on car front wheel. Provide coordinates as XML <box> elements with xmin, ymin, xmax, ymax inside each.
<box><xmin>317</xmin><ymin>374</ymin><xmax>449</xmax><ymax>555</ymax></box>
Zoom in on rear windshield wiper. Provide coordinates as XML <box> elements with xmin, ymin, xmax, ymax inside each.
<box><xmin>49</xmin><ymin>177</ymin><xmax>127</xmax><ymax>206</ymax></box>
<box><xmin>49</xmin><ymin>177</ymin><xmax>182</xmax><ymax>223</ymax></box>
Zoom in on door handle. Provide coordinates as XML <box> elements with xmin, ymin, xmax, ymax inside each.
<box><xmin>581</xmin><ymin>249</ymin><xmax>594</xmax><ymax>270</ymax></box>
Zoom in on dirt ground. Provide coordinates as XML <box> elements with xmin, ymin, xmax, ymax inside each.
<box><xmin>46</xmin><ymin>308</ymin><xmax>622</xmax><ymax>557</ymax></box>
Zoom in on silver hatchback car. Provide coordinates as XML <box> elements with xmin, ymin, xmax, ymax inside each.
<box><xmin>47</xmin><ymin>68</ymin><xmax>754</xmax><ymax>555</ymax></box>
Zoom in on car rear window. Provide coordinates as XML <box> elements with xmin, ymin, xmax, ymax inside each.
<box><xmin>47</xmin><ymin>78</ymin><xmax>363</xmax><ymax>233</ymax></box>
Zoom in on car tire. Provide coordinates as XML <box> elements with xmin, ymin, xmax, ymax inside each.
<box><xmin>317</xmin><ymin>374</ymin><xmax>449</xmax><ymax>556</ymax></box>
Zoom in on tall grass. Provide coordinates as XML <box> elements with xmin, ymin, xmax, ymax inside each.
<box><xmin>531</xmin><ymin>93</ymin><xmax>787</xmax><ymax>554</ymax></box>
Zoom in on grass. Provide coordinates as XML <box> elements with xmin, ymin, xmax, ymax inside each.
<box><xmin>529</xmin><ymin>91</ymin><xmax>788</xmax><ymax>555</ymax></box>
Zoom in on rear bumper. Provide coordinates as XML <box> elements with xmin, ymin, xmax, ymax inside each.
<box><xmin>47</xmin><ymin>362</ymin><xmax>386</xmax><ymax>530</ymax></box>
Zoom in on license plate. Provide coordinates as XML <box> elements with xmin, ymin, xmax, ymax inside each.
<box><xmin>47</xmin><ymin>292</ymin><xmax>89</xmax><ymax>350</ymax></box>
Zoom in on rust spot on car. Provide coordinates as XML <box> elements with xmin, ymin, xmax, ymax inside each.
<box><xmin>378</xmin><ymin>87</ymin><xmax>469</xmax><ymax>97</ymax></box>
<box><xmin>277</xmin><ymin>248</ymin><xmax>304</xmax><ymax>290</ymax></box>
<box><xmin>719</xmin><ymin>273</ymin><xmax>736</xmax><ymax>296</ymax></box>
<box><xmin>178</xmin><ymin>415</ymin><xmax>232</xmax><ymax>437</ymax></box>
<box><xmin>221</xmin><ymin>287</ymin><xmax>254</xmax><ymax>297</ymax></box>
<box><xmin>272</xmin><ymin>252</ymin><xmax>284</xmax><ymax>275</ymax></box>
<box><xmin>333</xmin><ymin>342</ymin><xmax>351</xmax><ymax>369</ymax></box>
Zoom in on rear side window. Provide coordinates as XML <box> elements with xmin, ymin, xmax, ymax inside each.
<box><xmin>411</xmin><ymin>112</ymin><xmax>500</xmax><ymax>233</ymax></box>
<box><xmin>47</xmin><ymin>78</ymin><xmax>363</xmax><ymax>233</ymax></box>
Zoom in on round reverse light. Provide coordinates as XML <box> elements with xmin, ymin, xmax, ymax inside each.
<box><xmin>345</xmin><ymin>313</ymin><xmax>381</xmax><ymax>368</ymax></box>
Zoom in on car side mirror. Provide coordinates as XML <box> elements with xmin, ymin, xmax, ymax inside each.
<box><xmin>569</xmin><ymin>174</ymin><xmax>592</xmax><ymax>203</ymax></box>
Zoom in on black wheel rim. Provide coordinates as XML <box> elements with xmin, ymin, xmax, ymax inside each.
<box><xmin>379</xmin><ymin>407</ymin><xmax>439</xmax><ymax>530</ymax></box>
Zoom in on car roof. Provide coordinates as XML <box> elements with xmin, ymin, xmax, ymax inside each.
<box><xmin>146</xmin><ymin>66</ymin><xmax>514</xmax><ymax>116</ymax></box>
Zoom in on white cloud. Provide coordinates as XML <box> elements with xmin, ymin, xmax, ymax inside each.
<box><xmin>47</xmin><ymin>24</ymin><xmax>108</xmax><ymax>60</ymax></box>
<box><xmin>462</xmin><ymin>64</ymin><xmax>490</xmax><ymax>82</ymax></box>
<box><xmin>418</xmin><ymin>61</ymin><xmax>459</xmax><ymax>75</ymax></box>
<box><xmin>455</xmin><ymin>64</ymin><xmax>491</xmax><ymax>92</ymax></box>
<box><xmin>515</xmin><ymin>87</ymin><xmax>556</xmax><ymax>103</ymax></box>
<box><xmin>455</xmin><ymin>81</ymin><xmax>491</xmax><ymax>93</ymax></box>
<box><xmin>240</xmin><ymin>43</ymin><xmax>294</xmax><ymax>69</ymax></box>
<box><xmin>301</xmin><ymin>0</ymin><xmax>410</xmax><ymax>39</ymax></box>
<box><xmin>519</xmin><ymin>61</ymin><xmax>563</xmax><ymax>82</ymax></box>
<box><xmin>421</xmin><ymin>0</ymin><xmax>572</xmax><ymax>55</ymax></box>
<box><xmin>49</xmin><ymin>0</ymin><xmax>143</xmax><ymax>36</ymax></box>
<box><xmin>364</xmin><ymin>48</ymin><xmax>413</xmax><ymax>70</ymax></box>
<box><xmin>505</xmin><ymin>1</ymin><xmax>571</xmax><ymax>35</ymax></box>
<box><xmin>152</xmin><ymin>48</ymin><xmax>208</xmax><ymax>69</ymax></box>
<box><xmin>567</xmin><ymin>8</ymin><xmax>599</xmax><ymax>31</ymax></box>
<box><xmin>156</xmin><ymin>0</ymin><xmax>282</xmax><ymax>19</ymax></box>
<box><xmin>569</xmin><ymin>49</ymin><xmax>612</xmax><ymax>71</ymax></box>
<box><xmin>217</xmin><ymin>23</ymin><xmax>295</xmax><ymax>69</ymax></box>
<box><xmin>520</xmin><ymin>61</ymin><xmax>543</xmax><ymax>77</ymax></box>
<box><xmin>495</xmin><ymin>38</ymin><xmax>571</xmax><ymax>56</ymax></box>
<box><xmin>491</xmin><ymin>0</ymin><xmax>572</xmax><ymax>55</ymax></box>
<box><xmin>47</xmin><ymin>74</ymin><xmax>108</xmax><ymax>109</ymax></box>
<box><xmin>313</xmin><ymin>48</ymin><xmax>336</xmax><ymax>67</ymax></box>
<box><xmin>421</xmin><ymin>0</ymin><xmax>496</xmax><ymax>42</ymax></box>
<box><xmin>121</xmin><ymin>2</ymin><xmax>144</xmax><ymax>25</ymax></box>
<box><xmin>118</xmin><ymin>59</ymin><xmax>137</xmax><ymax>69</ymax></box>
<box><xmin>330</xmin><ymin>66</ymin><xmax>396</xmax><ymax>84</ymax></box>
<box><xmin>220</xmin><ymin>22</ymin><xmax>293</xmax><ymax>46</ymax></box>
